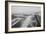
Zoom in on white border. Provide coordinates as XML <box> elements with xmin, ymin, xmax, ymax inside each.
<box><xmin>8</xmin><ymin>2</ymin><xmax>43</xmax><ymax>32</ymax></box>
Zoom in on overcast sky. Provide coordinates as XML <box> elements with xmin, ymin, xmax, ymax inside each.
<box><xmin>11</xmin><ymin>6</ymin><xmax>41</xmax><ymax>15</ymax></box>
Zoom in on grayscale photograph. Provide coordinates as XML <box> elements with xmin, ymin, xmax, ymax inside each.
<box><xmin>11</xmin><ymin>6</ymin><xmax>41</xmax><ymax>28</ymax></box>
<box><xmin>5</xmin><ymin>1</ymin><xmax>45</xmax><ymax>32</ymax></box>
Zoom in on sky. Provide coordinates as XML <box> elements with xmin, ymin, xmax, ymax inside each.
<box><xmin>11</xmin><ymin>6</ymin><xmax>41</xmax><ymax>15</ymax></box>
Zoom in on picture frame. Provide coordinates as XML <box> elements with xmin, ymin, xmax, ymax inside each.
<box><xmin>5</xmin><ymin>1</ymin><xmax>45</xmax><ymax>33</ymax></box>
